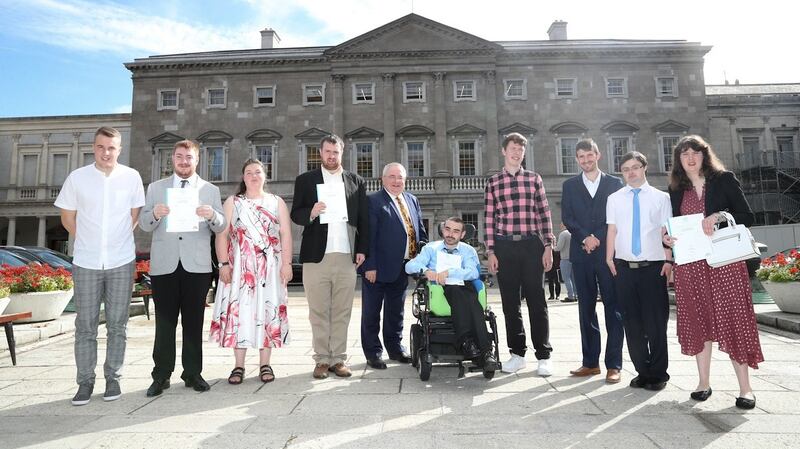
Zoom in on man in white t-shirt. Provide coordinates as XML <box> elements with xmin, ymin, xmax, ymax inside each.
<box><xmin>55</xmin><ymin>127</ymin><xmax>145</xmax><ymax>406</ymax></box>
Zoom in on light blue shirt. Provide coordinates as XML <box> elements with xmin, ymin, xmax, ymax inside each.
<box><xmin>405</xmin><ymin>241</ymin><xmax>480</xmax><ymax>282</ymax></box>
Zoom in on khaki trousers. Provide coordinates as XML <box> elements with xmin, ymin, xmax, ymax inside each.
<box><xmin>303</xmin><ymin>253</ymin><xmax>357</xmax><ymax>364</ymax></box>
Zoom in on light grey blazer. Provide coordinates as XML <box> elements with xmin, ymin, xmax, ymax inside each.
<box><xmin>139</xmin><ymin>176</ymin><xmax>225</xmax><ymax>275</ymax></box>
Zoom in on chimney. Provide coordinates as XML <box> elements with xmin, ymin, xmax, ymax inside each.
<box><xmin>548</xmin><ymin>20</ymin><xmax>567</xmax><ymax>40</ymax></box>
<box><xmin>260</xmin><ymin>28</ymin><xmax>281</xmax><ymax>49</ymax></box>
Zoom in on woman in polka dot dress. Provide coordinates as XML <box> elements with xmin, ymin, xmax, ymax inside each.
<box><xmin>665</xmin><ymin>135</ymin><xmax>763</xmax><ymax>410</ymax></box>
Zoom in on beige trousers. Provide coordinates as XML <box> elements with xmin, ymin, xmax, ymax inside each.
<box><xmin>303</xmin><ymin>253</ymin><xmax>357</xmax><ymax>364</ymax></box>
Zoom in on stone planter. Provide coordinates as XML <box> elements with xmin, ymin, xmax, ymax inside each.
<box><xmin>5</xmin><ymin>289</ymin><xmax>74</xmax><ymax>323</ymax></box>
<box><xmin>762</xmin><ymin>281</ymin><xmax>800</xmax><ymax>314</ymax></box>
<box><xmin>0</xmin><ymin>296</ymin><xmax>10</xmax><ymax>315</ymax></box>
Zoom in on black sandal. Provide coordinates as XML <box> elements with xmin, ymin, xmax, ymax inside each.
<box><xmin>259</xmin><ymin>364</ymin><xmax>275</xmax><ymax>383</ymax></box>
<box><xmin>228</xmin><ymin>367</ymin><xmax>245</xmax><ymax>385</ymax></box>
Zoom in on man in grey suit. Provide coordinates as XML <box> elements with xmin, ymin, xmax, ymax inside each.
<box><xmin>139</xmin><ymin>139</ymin><xmax>225</xmax><ymax>396</ymax></box>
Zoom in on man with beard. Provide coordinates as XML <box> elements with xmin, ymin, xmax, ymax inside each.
<box><xmin>139</xmin><ymin>140</ymin><xmax>225</xmax><ymax>396</ymax></box>
<box><xmin>291</xmin><ymin>134</ymin><xmax>369</xmax><ymax>379</ymax></box>
<box><xmin>405</xmin><ymin>217</ymin><xmax>498</xmax><ymax>373</ymax></box>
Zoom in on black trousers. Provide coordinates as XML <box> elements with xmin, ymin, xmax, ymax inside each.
<box><xmin>494</xmin><ymin>238</ymin><xmax>552</xmax><ymax>359</ymax></box>
<box><xmin>613</xmin><ymin>261</ymin><xmax>670</xmax><ymax>383</ymax></box>
<box><xmin>150</xmin><ymin>262</ymin><xmax>212</xmax><ymax>380</ymax></box>
<box><xmin>443</xmin><ymin>283</ymin><xmax>490</xmax><ymax>352</ymax></box>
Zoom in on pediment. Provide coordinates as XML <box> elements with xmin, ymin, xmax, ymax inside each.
<box><xmin>498</xmin><ymin>123</ymin><xmax>538</xmax><ymax>136</ymax></box>
<box><xmin>448</xmin><ymin>124</ymin><xmax>485</xmax><ymax>135</ymax></box>
<box><xmin>345</xmin><ymin>127</ymin><xmax>384</xmax><ymax>140</ymax></box>
<box><xmin>653</xmin><ymin>120</ymin><xmax>690</xmax><ymax>133</ymax></box>
<box><xmin>246</xmin><ymin>129</ymin><xmax>283</xmax><ymax>141</ymax></box>
<box><xmin>325</xmin><ymin>14</ymin><xmax>501</xmax><ymax>58</ymax></box>
<box><xmin>397</xmin><ymin>125</ymin><xmax>434</xmax><ymax>137</ymax></box>
<box><xmin>197</xmin><ymin>130</ymin><xmax>233</xmax><ymax>142</ymax></box>
<box><xmin>601</xmin><ymin>121</ymin><xmax>640</xmax><ymax>133</ymax></box>
<box><xmin>550</xmin><ymin>121</ymin><xmax>588</xmax><ymax>135</ymax></box>
<box><xmin>148</xmin><ymin>132</ymin><xmax>184</xmax><ymax>144</ymax></box>
<box><xmin>294</xmin><ymin>127</ymin><xmax>331</xmax><ymax>140</ymax></box>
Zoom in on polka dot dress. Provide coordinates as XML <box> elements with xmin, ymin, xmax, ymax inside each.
<box><xmin>673</xmin><ymin>186</ymin><xmax>764</xmax><ymax>369</ymax></box>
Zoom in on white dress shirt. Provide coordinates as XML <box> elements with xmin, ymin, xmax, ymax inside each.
<box><xmin>172</xmin><ymin>173</ymin><xmax>199</xmax><ymax>188</ymax></box>
<box><xmin>606</xmin><ymin>181</ymin><xmax>672</xmax><ymax>261</ymax></box>
<box><xmin>386</xmin><ymin>188</ymin><xmax>412</xmax><ymax>259</ymax></box>
<box><xmin>55</xmin><ymin>163</ymin><xmax>145</xmax><ymax>270</ymax></box>
<box><xmin>322</xmin><ymin>167</ymin><xmax>351</xmax><ymax>254</ymax></box>
<box><xmin>582</xmin><ymin>171</ymin><xmax>602</xmax><ymax>198</ymax></box>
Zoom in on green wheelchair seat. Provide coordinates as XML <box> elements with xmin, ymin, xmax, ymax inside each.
<box><xmin>428</xmin><ymin>280</ymin><xmax>486</xmax><ymax>317</ymax></box>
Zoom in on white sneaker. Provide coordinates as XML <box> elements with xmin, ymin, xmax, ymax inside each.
<box><xmin>501</xmin><ymin>354</ymin><xmax>527</xmax><ymax>373</ymax></box>
<box><xmin>537</xmin><ymin>359</ymin><xmax>552</xmax><ymax>377</ymax></box>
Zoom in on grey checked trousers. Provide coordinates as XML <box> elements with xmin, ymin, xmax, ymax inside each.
<box><xmin>72</xmin><ymin>261</ymin><xmax>135</xmax><ymax>386</ymax></box>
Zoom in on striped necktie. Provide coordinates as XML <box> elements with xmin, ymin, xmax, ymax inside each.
<box><xmin>395</xmin><ymin>195</ymin><xmax>417</xmax><ymax>257</ymax></box>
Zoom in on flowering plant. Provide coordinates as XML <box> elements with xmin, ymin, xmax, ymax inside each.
<box><xmin>0</xmin><ymin>264</ymin><xmax>74</xmax><ymax>293</ymax></box>
<box><xmin>756</xmin><ymin>250</ymin><xmax>800</xmax><ymax>282</ymax></box>
<box><xmin>0</xmin><ymin>284</ymin><xmax>9</xmax><ymax>298</ymax></box>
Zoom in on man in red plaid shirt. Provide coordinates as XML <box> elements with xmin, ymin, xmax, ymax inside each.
<box><xmin>484</xmin><ymin>132</ymin><xmax>555</xmax><ymax>376</ymax></box>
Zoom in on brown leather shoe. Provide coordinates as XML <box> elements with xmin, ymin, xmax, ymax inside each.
<box><xmin>328</xmin><ymin>362</ymin><xmax>352</xmax><ymax>377</ymax></box>
<box><xmin>606</xmin><ymin>369</ymin><xmax>622</xmax><ymax>384</ymax></box>
<box><xmin>569</xmin><ymin>366</ymin><xmax>601</xmax><ymax>376</ymax></box>
<box><xmin>313</xmin><ymin>363</ymin><xmax>330</xmax><ymax>379</ymax></box>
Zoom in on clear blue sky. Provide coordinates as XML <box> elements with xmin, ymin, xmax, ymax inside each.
<box><xmin>1</xmin><ymin>0</ymin><xmax>797</xmax><ymax>118</ymax></box>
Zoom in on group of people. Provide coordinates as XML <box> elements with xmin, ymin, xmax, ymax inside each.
<box><xmin>55</xmin><ymin>127</ymin><xmax>763</xmax><ymax>411</ymax></box>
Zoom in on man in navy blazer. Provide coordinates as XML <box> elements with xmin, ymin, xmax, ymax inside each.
<box><xmin>360</xmin><ymin>163</ymin><xmax>427</xmax><ymax>369</ymax></box>
<box><xmin>561</xmin><ymin>138</ymin><xmax>625</xmax><ymax>384</ymax></box>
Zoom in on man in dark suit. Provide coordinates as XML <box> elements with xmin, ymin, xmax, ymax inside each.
<box><xmin>561</xmin><ymin>138</ymin><xmax>625</xmax><ymax>384</ymax></box>
<box><xmin>361</xmin><ymin>163</ymin><xmax>427</xmax><ymax>369</ymax></box>
<box><xmin>290</xmin><ymin>134</ymin><xmax>369</xmax><ymax>379</ymax></box>
<box><xmin>139</xmin><ymin>140</ymin><xmax>225</xmax><ymax>396</ymax></box>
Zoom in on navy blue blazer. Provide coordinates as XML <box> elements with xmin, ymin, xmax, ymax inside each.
<box><xmin>561</xmin><ymin>172</ymin><xmax>624</xmax><ymax>263</ymax></box>
<box><xmin>361</xmin><ymin>189</ymin><xmax>427</xmax><ymax>283</ymax></box>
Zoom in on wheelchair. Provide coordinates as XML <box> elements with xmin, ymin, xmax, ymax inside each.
<box><xmin>408</xmin><ymin>223</ymin><xmax>501</xmax><ymax>381</ymax></box>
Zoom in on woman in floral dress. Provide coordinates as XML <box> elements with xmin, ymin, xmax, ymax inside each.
<box><xmin>210</xmin><ymin>159</ymin><xmax>292</xmax><ymax>383</ymax></box>
<box><xmin>665</xmin><ymin>135</ymin><xmax>763</xmax><ymax>409</ymax></box>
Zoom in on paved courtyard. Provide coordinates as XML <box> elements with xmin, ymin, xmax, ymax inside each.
<box><xmin>0</xmin><ymin>288</ymin><xmax>799</xmax><ymax>448</ymax></box>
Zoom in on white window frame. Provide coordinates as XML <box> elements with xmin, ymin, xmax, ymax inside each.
<box><xmin>605</xmin><ymin>77</ymin><xmax>628</xmax><ymax>98</ymax></box>
<box><xmin>206</xmin><ymin>87</ymin><xmax>227</xmax><ymax>109</ymax></box>
<box><xmin>202</xmin><ymin>145</ymin><xmax>227</xmax><ymax>182</ymax></box>
<box><xmin>253</xmin><ymin>85</ymin><xmax>276</xmax><ymax>108</ymax></box>
<box><xmin>153</xmin><ymin>146</ymin><xmax>174</xmax><ymax>181</ymax></box>
<box><xmin>555</xmin><ymin>78</ymin><xmax>577</xmax><ymax>99</ymax></box>
<box><xmin>608</xmin><ymin>136</ymin><xmax>634</xmax><ymax>173</ymax></box>
<box><xmin>402</xmin><ymin>81</ymin><xmax>426</xmax><ymax>103</ymax></box>
<box><xmin>300</xmin><ymin>143</ymin><xmax>322</xmax><ymax>173</ymax></box>
<box><xmin>351</xmin><ymin>141</ymin><xmax>379</xmax><ymax>178</ymax></box>
<box><xmin>453</xmin><ymin>80</ymin><xmax>476</xmax><ymax>102</ymax></box>
<box><xmin>659</xmin><ymin>134</ymin><xmax>681</xmax><ymax>173</ymax></box>
<box><xmin>655</xmin><ymin>77</ymin><xmax>678</xmax><ymax>98</ymax></box>
<box><xmin>402</xmin><ymin>140</ymin><xmax>430</xmax><ymax>177</ymax></box>
<box><xmin>19</xmin><ymin>151</ymin><xmax>40</xmax><ymax>187</ymax></box>
<box><xmin>157</xmin><ymin>88</ymin><xmax>179</xmax><ymax>111</ymax></box>
<box><xmin>302</xmin><ymin>83</ymin><xmax>326</xmax><ymax>106</ymax></box>
<box><xmin>352</xmin><ymin>82</ymin><xmax>375</xmax><ymax>104</ymax></box>
<box><xmin>453</xmin><ymin>139</ymin><xmax>481</xmax><ymax>176</ymax></box>
<box><xmin>503</xmin><ymin>79</ymin><xmax>527</xmax><ymax>100</ymax></box>
<box><xmin>557</xmin><ymin>137</ymin><xmax>580</xmax><ymax>175</ymax></box>
<box><xmin>252</xmin><ymin>143</ymin><xmax>277</xmax><ymax>181</ymax></box>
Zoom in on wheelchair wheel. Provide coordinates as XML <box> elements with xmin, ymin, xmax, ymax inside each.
<box><xmin>418</xmin><ymin>349</ymin><xmax>432</xmax><ymax>381</ymax></box>
<box><xmin>483</xmin><ymin>369</ymin><xmax>495</xmax><ymax>380</ymax></box>
<box><xmin>410</xmin><ymin>324</ymin><xmax>422</xmax><ymax>368</ymax></box>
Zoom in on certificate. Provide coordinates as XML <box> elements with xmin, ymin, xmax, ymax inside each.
<box><xmin>435</xmin><ymin>252</ymin><xmax>464</xmax><ymax>286</ymax></box>
<box><xmin>166</xmin><ymin>187</ymin><xmax>201</xmax><ymax>233</ymax></box>
<box><xmin>316</xmin><ymin>183</ymin><xmax>349</xmax><ymax>224</ymax></box>
<box><xmin>667</xmin><ymin>213</ymin><xmax>712</xmax><ymax>265</ymax></box>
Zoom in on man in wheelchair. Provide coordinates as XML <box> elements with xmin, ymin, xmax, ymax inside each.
<box><xmin>405</xmin><ymin>217</ymin><xmax>498</xmax><ymax>374</ymax></box>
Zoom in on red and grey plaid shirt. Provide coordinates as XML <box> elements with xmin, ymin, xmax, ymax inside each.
<box><xmin>483</xmin><ymin>167</ymin><xmax>555</xmax><ymax>252</ymax></box>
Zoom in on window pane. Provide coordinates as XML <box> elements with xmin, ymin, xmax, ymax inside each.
<box><xmin>742</xmin><ymin>137</ymin><xmax>760</xmax><ymax>153</ymax></box>
<box><xmin>461</xmin><ymin>212</ymin><xmax>478</xmax><ymax>237</ymax></box>
<box><xmin>355</xmin><ymin>84</ymin><xmax>373</xmax><ymax>101</ymax></box>
<box><xmin>661</xmin><ymin>136</ymin><xmax>679</xmax><ymax>172</ymax></box>
<box><xmin>208</xmin><ymin>89</ymin><xmax>225</xmax><ymax>105</ymax></box>
<box><xmin>161</xmin><ymin>91</ymin><xmax>177</xmax><ymax>107</ymax></box>
<box><xmin>611</xmin><ymin>137</ymin><xmax>630</xmax><ymax>172</ymax></box>
<box><xmin>458</xmin><ymin>141</ymin><xmax>476</xmax><ymax>176</ymax></box>
<box><xmin>305</xmin><ymin>86</ymin><xmax>323</xmax><ymax>103</ymax></box>
<box><xmin>455</xmin><ymin>81</ymin><xmax>473</xmax><ymax>99</ymax></box>
<box><xmin>355</xmin><ymin>142</ymin><xmax>373</xmax><ymax>178</ymax></box>
<box><xmin>206</xmin><ymin>147</ymin><xmax>224</xmax><ymax>181</ymax></box>
<box><xmin>306</xmin><ymin>144</ymin><xmax>321</xmax><ymax>171</ymax></box>
<box><xmin>556</xmin><ymin>79</ymin><xmax>574</xmax><ymax>96</ymax></box>
<box><xmin>506</xmin><ymin>80</ymin><xmax>523</xmax><ymax>97</ymax></box>
<box><xmin>658</xmin><ymin>78</ymin><xmax>674</xmax><ymax>96</ymax></box>
<box><xmin>22</xmin><ymin>154</ymin><xmax>38</xmax><ymax>185</ymax></box>
<box><xmin>256</xmin><ymin>87</ymin><xmax>274</xmax><ymax>104</ymax></box>
<box><xmin>405</xmin><ymin>82</ymin><xmax>423</xmax><ymax>100</ymax></box>
<box><xmin>777</xmin><ymin>136</ymin><xmax>795</xmax><ymax>153</ymax></box>
<box><xmin>52</xmin><ymin>154</ymin><xmax>69</xmax><ymax>184</ymax></box>
<box><xmin>407</xmin><ymin>142</ymin><xmax>425</xmax><ymax>177</ymax></box>
<box><xmin>160</xmin><ymin>149</ymin><xmax>174</xmax><ymax>177</ymax></box>
<box><xmin>607</xmin><ymin>79</ymin><xmax>624</xmax><ymax>96</ymax></box>
<box><xmin>255</xmin><ymin>145</ymin><xmax>273</xmax><ymax>179</ymax></box>
<box><xmin>560</xmin><ymin>138</ymin><xmax>578</xmax><ymax>173</ymax></box>
<box><xmin>82</xmin><ymin>153</ymin><xmax>94</xmax><ymax>167</ymax></box>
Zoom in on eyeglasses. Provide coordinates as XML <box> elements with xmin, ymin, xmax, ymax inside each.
<box><xmin>621</xmin><ymin>165</ymin><xmax>644</xmax><ymax>174</ymax></box>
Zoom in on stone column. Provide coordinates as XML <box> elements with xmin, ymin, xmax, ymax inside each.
<box><xmin>728</xmin><ymin>117</ymin><xmax>739</xmax><ymax>167</ymax></box>
<box><xmin>9</xmin><ymin>134</ymin><xmax>20</xmax><ymax>186</ymax></box>
<box><xmin>331</xmin><ymin>74</ymin><xmax>345</xmax><ymax>138</ymax></box>
<box><xmin>71</xmin><ymin>132</ymin><xmax>81</xmax><ymax>170</ymax></box>
<box><xmin>37</xmin><ymin>216</ymin><xmax>47</xmax><ymax>247</ymax></box>
<box><xmin>39</xmin><ymin>133</ymin><xmax>50</xmax><ymax>185</ymax></box>
<box><xmin>762</xmin><ymin>116</ymin><xmax>773</xmax><ymax>152</ymax></box>
<box><xmin>6</xmin><ymin>217</ymin><xmax>16</xmax><ymax>246</ymax></box>
<box><xmin>432</xmin><ymin>72</ymin><xmax>449</xmax><ymax>175</ymax></box>
<box><xmin>484</xmin><ymin>70</ymin><xmax>500</xmax><ymax>174</ymax></box>
<box><xmin>382</xmin><ymin>73</ymin><xmax>397</xmax><ymax>166</ymax></box>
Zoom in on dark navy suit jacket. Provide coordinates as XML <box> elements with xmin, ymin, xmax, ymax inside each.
<box><xmin>361</xmin><ymin>189</ymin><xmax>427</xmax><ymax>283</ymax></box>
<box><xmin>561</xmin><ymin>172</ymin><xmax>624</xmax><ymax>263</ymax></box>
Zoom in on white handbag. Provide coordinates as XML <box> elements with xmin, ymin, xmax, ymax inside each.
<box><xmin>706</xmin><ymin>212</ymin><xmax>760</xmax><ymax>268</ymax></box>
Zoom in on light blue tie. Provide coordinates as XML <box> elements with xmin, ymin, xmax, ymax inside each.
<box><xmin>632</xmin><ymin>188</ymin><xmax>641</xmax><ymax>256</ymax></box>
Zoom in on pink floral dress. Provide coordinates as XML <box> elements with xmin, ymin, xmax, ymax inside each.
<box><xmin>210</xmin><ymin>194</ymin><xmax>289</xmax><ymax>348</ymax></box>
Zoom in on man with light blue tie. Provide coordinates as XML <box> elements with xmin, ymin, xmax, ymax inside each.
<box><xmin>605</xmin><ymin>151</ymin><xmax>673</xmax><ymax>391</ymax></box>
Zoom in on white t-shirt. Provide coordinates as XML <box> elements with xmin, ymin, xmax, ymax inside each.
<box><xmin>606</xmin><ymin>181</ymin><xmax>672</xmax><ymax>262</ymax></box>
<box><xmin>55</xmin><ymin>163</ymin><xmax>145</xmax><ymax>270</ymax></box>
